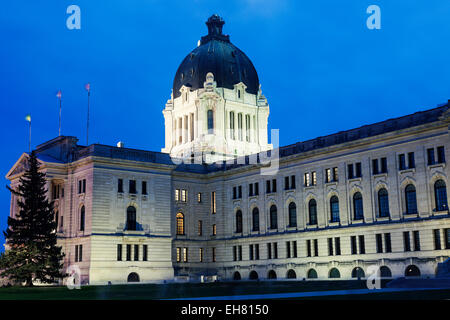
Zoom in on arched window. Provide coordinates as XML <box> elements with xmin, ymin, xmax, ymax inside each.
<box><xmin>235</xmin><ymin>210</ymin><xmax>243</xmax><ymax>233</ymax></box>
<box><xmin>252</xmin><ymin>207</ymin><xmax>259</xmax><ymax>231</ymax></box>
<box><xmin>126</xmin><ymin>206</ymin><xmax>136</xmax><ymax>231</ymax></box>
<box><xmin>287</xmin><ymin>269</ymin><xmax>297</xmax><ymax>279</ymax></box>
<box><xmin>330</xmin><ymin>196</ymin><xmax>339</xmax><ymax>222</ymax></box>
<box><xmin>176</xmin><ymin>212</ymin><xmax>185</xmax><ymax>235</ymax></box>
<box><xmin>249</xmin><ymin>270</ymin><xmax>258</xmax><ymax>280</ymax></box>
<box><xmin>267</xmin><ymin>270</ymin><xmax>277</xmax><ymax>279</ymax></box>
<box><xmin>378</xmin><ymin>188</ymin><xmax>389</xmax><ymax>217</ymax></box>
<box><xmin>207</xmin><ymin>109</ymin><xmax>214</xmax><ymax>134</ymax></box>
<box><xmin>434</xmin><ymin>179</ymin><xmax>448</xmax><ymax>211</ymax></box>
<box><xmin>80</xmin><ymin>205</ymin><xmax>85</xmax><ymax>231</ymax></box>
<box><xmin>308</xmin><ymin>199</ymin><xmax>317</xmax><ymax>225</ymax></box>
<box><xmin>353</xmin><ymin>192</ymin><xmax>364</xmax><ymax>220</ymax></box>
<box><xmin>329</xmin><ymin>268</ymin><xmax>341</xmax><ymax>278</ymax></box>
<box><xmin>233</xmin><ymin>271</ymin><xmax>241</xmax><ymax>280</ymax></box>
<box><xmin>307</xmin><ymin>269</ymin><xmax>318</xmax><ymax>279</ymax></box>
<box><xmin>405</xmin><ymin>265</ymin><xmax>421</xmax><ymax>277</ymax></box>
<box><xmin>405</xmin><ymin>184</ymin><xmax>418</xmax><ymax>214</ymax></box>
<box><xmin>269</xmin><ymin>205</ymin><xmax>277</xmax><ymax>229</ymax></box>
<box><xmin>127</xmin><ymin>272</ymin><xmax>140</xmax><ymax>282</ymax></box>
<box><xmin>380</xmin><ymin>266</ymin><xmax>392</xmax><ymax>278</ymax></box>
<box><xmin>288</xmin><ymin>202</ymin><xmax>297</xmax><ymax>227</ymax></box>
<box><xmin>351</xmin><ymin>267</ymin><xmax>365</xmax><ymax>279</ymax></box>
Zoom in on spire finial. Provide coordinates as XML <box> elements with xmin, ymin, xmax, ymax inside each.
<box><xmin>200</xmin><ymin>14</ymin><xmax>230</xmax><ymax>45</ymax></box>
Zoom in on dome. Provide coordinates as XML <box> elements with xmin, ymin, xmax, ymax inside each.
<box><xmin>172</xmin><ymin>15</ymin><xmax>260</xmax><ymax>99</ymax></box>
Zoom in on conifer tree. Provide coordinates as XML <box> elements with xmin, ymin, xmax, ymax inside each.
<box><xmin>0</xmin><ymin>151</ymin><xmax>65</xmax><ymax>286</ymax></box>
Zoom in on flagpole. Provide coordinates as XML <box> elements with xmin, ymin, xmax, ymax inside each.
<box><xmin>58</xmin><ymin>95</ymin><xmax>62</xmax><ymax>136</ymax></box>
<box><xmin>86</xmin><ymin>89</ymin><xmax>90</xmax><ymax>145</ymax></box>
<box><xmin>28</xmin><ymin>116</ymin><xmax>31</xmax><ymax>153</ymax></box>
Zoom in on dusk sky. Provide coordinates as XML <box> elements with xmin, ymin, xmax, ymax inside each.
<box><xmin>0</xmin><ymin>1</ymin><xmax>449</xmax><ymax>247</ymax></box>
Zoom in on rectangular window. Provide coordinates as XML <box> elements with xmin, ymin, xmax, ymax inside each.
<box><xmin>437</xmin><ymin>146</ymin><xmax>445</xmax><ymax>164</ymax></box>
<box><xmin>286</xmin><ymin>241</ymin><xmax>291</xmax><ymax>258</ymax></box>
<box><xmin>199</xmin><ymin>248</ymin><xmax>204</xmax><ymax>262</ymax></box>
<box><xmin>272</xmin><ymin>179</ymin><xmax>277</xmax><ymax>192</ymax></box>
<box><xmin>118</xmin><ymin>179</ymin><xmax>123</xmax><ymax>193</ymax></box>
<box><xmin>408</xmin><ymin>152</ymin><xmax>415</xmax><ymax>168</ymax></box>
<box><xmin>285</xmin><ymin>176</ymin><xmax>289</xmax><ymax>190</ymax></box>
<box><xmin>376</xmin><ymin>234</ymin><xmax>383</xmax><ymax>253</ymax></box>
<box><xmin>384</xmin><ymin>233</ymin><xmax>392</xmax><ymax>253</ymax></box>
<box><xmin>176</xmin><ymin>247</ymin><xmax>181</xmax><ymax>262</ymax></box>
<box><xmin>238</xmin><ymin>246</ymin><xmax>242</xmax><ymax>261</ymax></box>
<box><xmin>129</xmin><ymin>180</ymin><xmax>136</xmax><ymax>194</ymax></box>
<box><xmin>238</xmin><ymin>113</ymin><xmax>243</xmax><ymax>141</ymax></box>
<box><xmin>304</xmin><ymin>173</ymin><xmax>310</xmax><ymax>187</ymax></box>
<box><xmin>126</xmin><ymin>244</ymin><xmax>131</xmax><ymax>261</ymax></box>
<box><xmin>332</xmin><ymin>167</ymin><xmax>338</xmax><ymax>181</ymax></box>
<box><xmin>249</xmin><ymin>244</ymin><xmax>254</xmax><ymax>260</ymax></box>
<box><xmin>312</xmin><ymin>172</ymin><xmax>317</xmax><ymax>185</ymax></box>
<box><xmin>293</xmin><ymin>241</ymin><xmax>298</xmax><ymax>258</ymax></box>
<box><xmin>399</xmin><ymin>154</ymin><xmax>406</xmax><ymax>170</ymax></box>
<box><xmin>134</xmin><ymin>244</ymin><xmax>139</xmax><ymax>261</ymax></box>
<box><xmin>255</xmin><ymin>182</ymin><xmax>259</xmax><ymax>195</ymax></box>
<box><xmin>78</xmin><ymin>180</ymin><xmax>82</xmax><ymax>194</ymax></box>
<box><xmin>372</xmin><ymin>159</ymin><xmax>379</xmax><ymax>175</ymax></box>
<box><xmin>348</xmin><ymin>164</ymin><xmax>354</xmax><ymax>179</ymax></box>
<box><xmin>358</xmin><ymin>235</ymin><xmax>365</xmax><ymax>254</ymax></box>
<box><xmin>142</xmin><ymin>181</ymin><xmax>147</xmax><ymax>195</ymax></box>
<box><xmin>232</xmin><ymin>187</ymin><xmax>236</xmax><ymax>199</ymax></box>
<box><xmin>255</xmin><ymin>244</ymin><xmax>259</xmax><ymax>260</ymax></box>
<box><xmin>181</xmin><ymin>189</ymin><xmax>187</xmax><ymax>202</ymax></box>
<box><xmin>212</xmin><ymin>247</ymin><xmax>216</xmax><ymax>262</ymax></box>
<box><xmin>175</xmin><ymin>189</ymin><xmax>180</xmax><ymax>201</ymax></box>
<box><xmin>233</xmin><ymin>246</ymin><xmax>237</xmax><ymax>261</ymax></box>
<box><xmin>143</xmin><ymin>245</ymin><xmax>148</xmax><ymax>261</ymax></box>
<box><xmin>211</xmin><ymin>192</ymin><xmax>216</xmax><ymax>214</ymax></box>
<box><xmin>351</xmin><ymin>236</ymin><xmax>357</xmax><ymax>255</ymax></box>
<box><xmin>198</xmin><ymin>220</ymin><xmax>203</xmax><ymax>236</ymax></box>
<box><xmin>197</xmin><ymin>192</ymin><xmax>202</xmax><ymax>203</ymax></box>
<box><xmin>427</xmin><ymin>148</ymin><xmax>435</xmax><ymax>165</ymax></box>
<box><xmin>380</xmin><ymin>157</ymin><xmax>387</xmax><ymax>173</ymax></box>
<box><xmin>325</xmin><ymin>168</ymin><xmax>331</xmax><ymax>183</ymax></box>
<box><xmin>328</xmin><ymin>238</ymin><xmax>333</xmax><ymax>256</ymax></box>
<box><xmin>249</xmin><ymin>183</ymin><xmax>253</xmax><ymax>196</ymax></box>
<box><xmin>445</xmin><ymin>229</ymin><xmax>450</xmax><ymax>249</ymax></box>
<box><xmin>266</xmin><ymin>180</ymin><xmax>271</xmax><ymax>193</ymax></box>
<box><xmin>238</xmin><ymin>186</ymin><xmax>242</xmax><ymax>198</ymax></box>
<box><xmin>313</xmin><ymin>239</ymin><xmax>318</xmax><ymax>256</ymax></box>
<box><xmin>434</xmin><ymin>229</ymin><xmax>442</xmax><ymax>250</ymax></box>
<box><xmin>183</xmin><ymin>247</ymin><xmax>188</xmax><ymax>262</ymax></box>
<box><xmin>306</xmin><ymin>240</ymin><xmax>311</xmax><ymax>257</ymax></box>
<box><xmin>75</xmin><ymin>245</ymin><xmax>79</xmax><ymax>262</ymax></box>
<box><xmin>335</xmin><ymin>238</ymin><xmax>341</xmax><ymax>256</ymax></box>
<box><xmin>212</xmin><ymin>224</ymin><xmax>216</xmax><ymax>236</ymax></box>
<box><xmin>291</xmin><ymin>175</ymin><xmax>296</xmax><ymax>189</ymax></box>
<box><xmin>117</xmin><ymin>244</ymin><xmax>122</xmax><ymax>261</ymax></box>
<box><xmin>403</xmin><ymin>231</ymin><xmax>411</xmax><ymax>252</ymax></box>
<box><xmin>413</xmin><ymin>231</ymin><xmax>420</xmax><ymax>251</ymax></box>
<box><xmin>267</xmin><ymin>243</ymin><xmax>272</xmax><ymax>259</ymax></box>
<box><xmin>82</xmin><ymin>179</ymin><xmax>86</xmax><ymax>193</ymax></box>
<box><xmin>273</xmin><ymin>242</ymin><xmax>278</xmax><ymax>259</ymax></box>
<box><xmin>355</xmin><ymin>162</ymin><xmax>362</xmax><ymax>178</ymax></box>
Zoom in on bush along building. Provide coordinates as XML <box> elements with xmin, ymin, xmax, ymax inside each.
<box><xmin>5</xmin><ymin>15</ymin><xmax>450</xmax><ymax>284</ymax></box>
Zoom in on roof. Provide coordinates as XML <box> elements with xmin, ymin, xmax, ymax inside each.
<box><xmin>172</xmin><ymin>15</ymin><xmax>260</xmax><ymax>98</ymax></box>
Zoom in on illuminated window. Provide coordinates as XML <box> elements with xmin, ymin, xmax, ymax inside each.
<box><xmin>199</xmin><ymin>248</ymin><xmax>204</xmax><ymax>262</ymax></box>
<box><xmin>175</xmin><ymin>189</ymin><xmax>180</xmax><ymax>201</ymax></box>
<box><xmin>212</xmin><ymin>224</ymin><xmax>216</xmax><ymax>236</ymax></box>
<box><xmin>176</xmin><ymin>212</ymin><xmax>185</xmax><ymax>235</ymax></box>
<box><xmin>197</xmin><ymin>192</ymin><xmax>202</xmax><ymax>203</ymax></box>
<box><xmin>211</xmin><ymin>192</ymin><xmax>216</xmax><ymax>214</ymax></box>
<box><xmin>181</xmin><ymin>189</ymin><xmax>187</xmax><ymax>202</ymax></box>
<box><xmin>183</xmin><ymin>247</ymin><xmax>188</xmax><ymax>262</ymax></box>
<box><xmin>198</xmin><ymin>220</ymin><xmax>203</xmax><ymax>236</ymax></box>
<box><xmin>176</xmin><ymin>247</ymin><xmax>181</xmax><ymax>262</ymax></box>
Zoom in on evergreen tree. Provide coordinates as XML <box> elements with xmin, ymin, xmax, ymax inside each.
<box><xmin>0</xmin><ymin>151</ymin><xmax>65</xmax><ymax>286</ymax></box>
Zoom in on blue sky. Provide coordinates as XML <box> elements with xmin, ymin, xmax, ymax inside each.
<box><xmin>0</xmin><ymin>0</ymin><xmax>449</xmax><ymax>247</ymax></box>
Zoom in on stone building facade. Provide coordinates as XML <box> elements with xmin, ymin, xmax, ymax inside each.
<box><xmin>5</xmin><ymin>15</ymin><xmax>450</xmax><ymax>284</ymax></box>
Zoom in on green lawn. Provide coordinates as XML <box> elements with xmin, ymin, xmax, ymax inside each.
<box><xmin>0</xmin><ymin>280</ymin><xmax>448</xmax><ymax>300</ymax></box>
<box><xmin>0</xmin><ymin>280</ymin><xmax>372</xmax><ymax>300</ymax></box>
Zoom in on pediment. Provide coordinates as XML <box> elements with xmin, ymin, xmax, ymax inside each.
<box><xmin>5</xmin><ymin>153</ymin><xmax>45</xmax><ymax>180</ymax></box>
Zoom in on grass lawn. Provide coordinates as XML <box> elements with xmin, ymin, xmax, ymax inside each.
<box><xmin>0</xmin><ymin>280</ymin><xmax>448</xmax><ymax>300</ymax></box>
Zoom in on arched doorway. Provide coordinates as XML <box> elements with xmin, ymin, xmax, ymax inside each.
<box><xmin>405</xmin><ymin>265</ymin><xmax>421</xmax><ymax>277</ymax></box>
<box><xmin>267</xmin><ymin>270</ymin><xmax>277</xmax><ymax>279</ymax></box>
<box><xmin>249</xmin><ymin>270</ymin><xmax>258</xmax><ymax>280</ymax></box>
<box><xmin>286</xmin><ymin>269</ymin><xmax>296</xmax><ymax>279</ymax></box>
<box><xmin>127</xmin><ymin>272</ymin><xmax>140</xmax><ymax>283</ymax></box>
<box><xmin>233</xmin><ymin>271</ymin><xmax>241</xmax><ymax>280</ymax></box>
<box><xmin>329</xmin><ymin>268</ymin><xmax>340</xmax><ymax>279</ymax></box>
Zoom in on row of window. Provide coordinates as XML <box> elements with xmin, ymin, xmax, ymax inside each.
<box><xmin>118</xmin><ymin>179</ymin><xmax>147</xmax><ymax>195</ymax></box>
<box><xmin>176</xmin><ymin>247</ymin><xmax>216</xmax><ymax>263</ymax></box>
<box><xmin>232</xmin><ymin>180</ymin><xmax>448</xmax><ymax>234</ymax></box>
<box><xmin>117</xmin><ymin>244</ymin><xmax>148</xmax><ymax>261</ymax></box>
